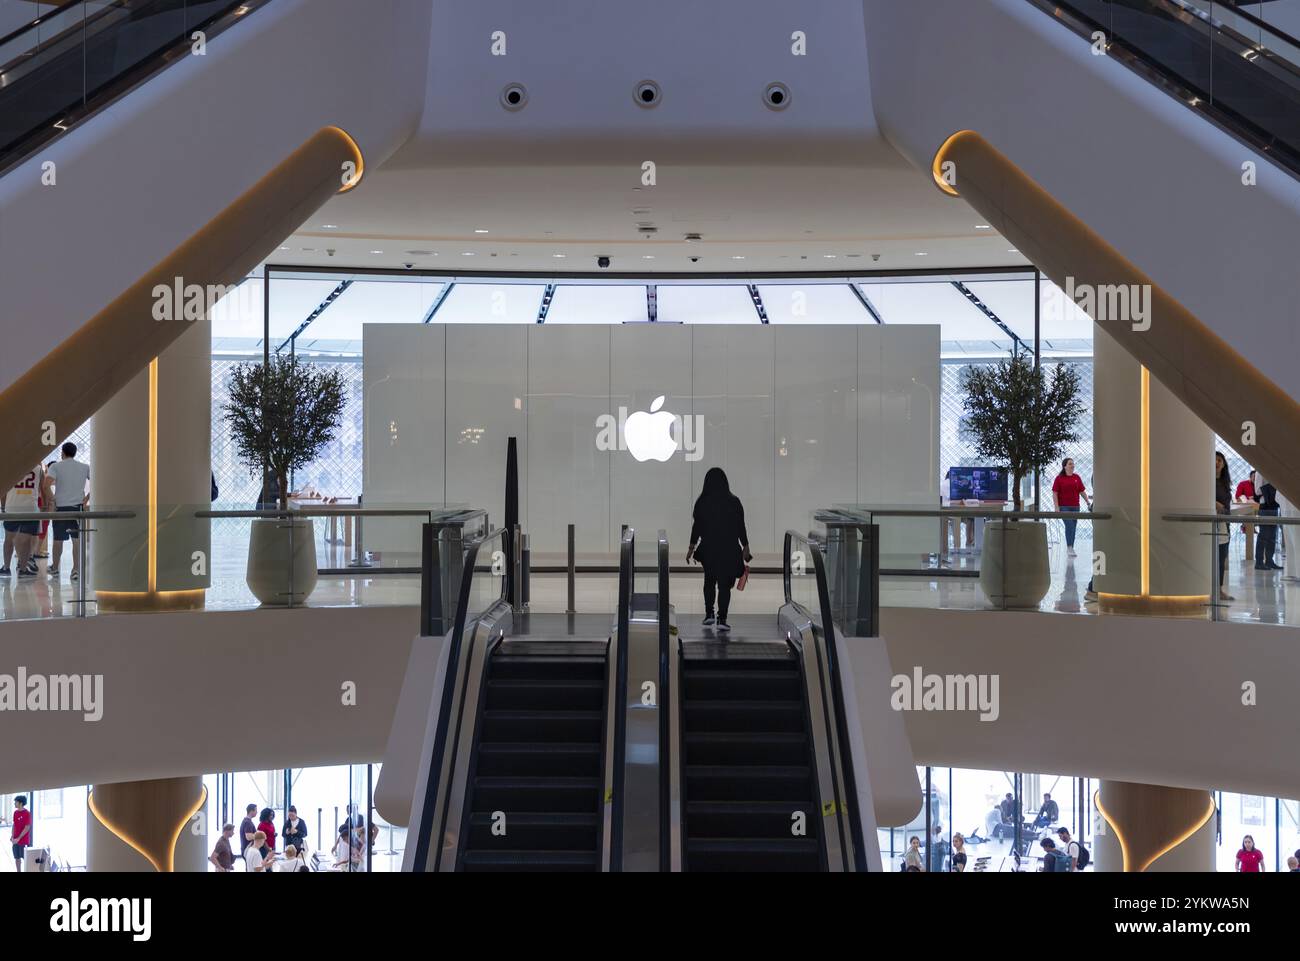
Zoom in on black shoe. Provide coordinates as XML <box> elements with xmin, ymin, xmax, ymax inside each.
<box><xmin>17</xmin><ymin>568</ymin><xmax>36</xmax><ymax>578</ymax></box>
<box><xmin>0</xmin><ymin>567</ymin><xmax>9</xmax><ymax>576</ymax></box>
<box><xmin>716</xmin><ymin>621</ymin><xmax>730</xmax><ymax>633</ymax></box>
<box><xmin>701</xmin><ymin>615</ymin><xmax>716</xmax><ymax>627</ymax></box>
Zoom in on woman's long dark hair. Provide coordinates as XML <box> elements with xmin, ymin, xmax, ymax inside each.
<box><xmin>693</xmin><ymin>467</ymin><xmax>732</xmax><ymax>519</ymax></box>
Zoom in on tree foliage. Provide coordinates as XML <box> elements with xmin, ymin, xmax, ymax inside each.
<box><xmin>222</xmin><ymin>356</ymin><xmax>347</xmax><ymax>510</ymax></box>
<box><xmin>959</xmin><ymin>353</ymin><xmax>1086</xmax><ymax>511</ymax></box>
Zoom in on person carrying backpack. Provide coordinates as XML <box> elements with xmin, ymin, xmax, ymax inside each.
<box><xmin>1056</xmin><ymin>827</ymin><xmax>1089</xmax><ymax>870</ymax></box>
<box><xmin>1039</xmin><ymin>837</ymin><xmax>1072</xmax><ymax>872</ymax></box>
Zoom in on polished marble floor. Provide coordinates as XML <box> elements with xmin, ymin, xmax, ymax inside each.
<box><xmin>3</xmin><ymin>529</ymin><xmax>1298</xmax><ymax>627</ymax></box>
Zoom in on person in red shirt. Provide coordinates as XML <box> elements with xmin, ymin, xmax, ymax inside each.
<box><xmin>257</xmin><ymin>808</ymin><xmax>277</xmax><ymax>859</ymax></box>
<box><xmin>1051</xmin><ymin>458</ymin><xmax>1091</xmax><ymax>557</ymax></box>
<box><xmin>11</xmin><ymin>795</ymin><xmax>32</xmax><ymax>871</ymax></box>
<box><xmin>1236</xmin><ymin>835</ymin><xmax>1264</xmax><ymax>872</ymax></box>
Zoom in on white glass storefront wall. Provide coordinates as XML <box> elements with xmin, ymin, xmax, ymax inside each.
<box><xmin>758</xmin><ymin>282</ymin><xmax>869</xmax><ymax>324</ymax></box>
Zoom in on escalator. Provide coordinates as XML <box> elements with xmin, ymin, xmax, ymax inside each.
<box><xmin>405</xmin><ymin>521</ymin><xmax>875</xmax><ymax>872</ymax></box>
<box><xmin>667</xmin><ymin>530</ymin><xmax>873</xmax><ymax>872</ymax></box>
<box><xmin>1027</xmin><ymin>0</ymin><xmax>1300</xmax><ymax>174</ymax></box>
<box><xmin>458</xmin><ymin>639</ymin><xmax>608</xmax><ymax>871</ymax></box>
<box><xmin>0</xmin><ymin>0</ymin><xmax>268</xmax><ymax>172</ymax></box>
<box><xmin>679</xmin><ymin>642</ymin><xmax>825</xmax><ymax>871</ymax></box>
<box><xmin>406</xmin><ymin>526</ymin><xmax>639</xmax><ymax>872</ymax></box>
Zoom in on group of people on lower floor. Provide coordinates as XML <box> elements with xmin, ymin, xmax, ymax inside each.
<box><xmin>207</xmin><ymin>802</ymin><xmax>374</xmax><ymax>872</ymax></box>
<box><xmin>1</xmin><ymin>443</ymin><xmax>90</xmax><ymax>582</ymax></box>
<box><xmin>902</xmin><ymin>791</ymin><xmax>1089</xmax><ymax>872</ymax></box>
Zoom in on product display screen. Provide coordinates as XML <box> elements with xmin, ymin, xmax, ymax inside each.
<box><xmin>948</xmin><ymin>466</ymin><xmax>1009</xmax><ymax>501</ymax></box>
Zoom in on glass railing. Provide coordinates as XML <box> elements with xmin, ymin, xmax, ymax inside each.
<box><xmin>0</xmin><ymin>508</ymin><xmax>134</xmax><ymax>620</ymax></box>
<box><xmin>1029</xmin><ymin>0</ymin><xmax>1300</xmax><ymax>174</ymax></box>
<box><xmin>1162</xmin><ymin>510</ymin><xmax>1300</xmax><ymax>625</ymax></box>
<box><xmin>820</xmin><ymin>504</ymin><xmax>1114</xmax><ymax>615</ymax></box>
<box><xmin>0</xmin><ymin>0</ymin><xmax>273</xmax><ymax>172</ymax></box>
<box><xmin>821</xmin><ymin>501</ymin><xmax>1299</xmax><ymax>625</ymax></box>
<box><xmin>0</xmin><ymin>504</ymin><xmax>486</xmax><ymax>622</ymax></box>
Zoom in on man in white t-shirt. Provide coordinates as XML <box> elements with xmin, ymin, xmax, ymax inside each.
<box><xmin>1056</xmin><ymin>827</ymin><xmax>1081</xmax><ymax>871</ymax></box>
<box><xmin>45</xmin><ymin>443</ymin><xmax>90</xmax><ymax>581</ymax></box>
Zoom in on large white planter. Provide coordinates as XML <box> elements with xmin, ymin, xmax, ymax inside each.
<box><xmin>979</xmin><ymin>521</ymin><xmax>1050</xmax><ymax>609</ymax></box>
<box><xmin>246</xmin><ymin>517</ymin><xmax>318</xmax><ymax>606</ymax></box>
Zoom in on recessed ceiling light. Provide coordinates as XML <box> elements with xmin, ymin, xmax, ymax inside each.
<box><xmin>321</xmin><ymin>224</ymin><xmax>338</xmax><ymax>229</ymax></box>
<box><xmin>474</xmin><ymin>229</ymin><xmax>490</xmax><ymax>234</ymax></box>
<box><xmin>915</xmin><ymin>252</ymin><xmax>929</xmax><ymax>256</ymax></box>
<box><xmin>823</xmin><ymin>254</ymin><xmax>837</xmax><ymax>259</ymax></box>
<box><xmin>552</xmin><ymin>253</ymin><xmax>566</xmax><ymax>259</ymax></box>
<box><xmin>975</xmin><ymin>224</ymin><xmax>991</xmax><ymax>230</ymax></box>
<box><xmin>1008</xmin><ymin>248</ymin><xmax>1019</xmax><ymax>254</ymax></box>
<box><xmin>461</xmin><ymin>252</ymin><xmax>475</xmax><ymax>256</ymax></box>
<box><xmin>642</xmin><ymin>255</ymin><xmax>655</xmax><ymax>260</ymax></box>
<box><xmin>277</xmin><ymin>246</ymin><xmax>289</xmax><ymax>251</ymax></box>
<box><xmin>732</xmin><ymin>255</ymin><xmax>746</xmax><ymax>260</ymax></box>
<box><xmin>370</xmin><ymin>249</ymin><xmax>384</xmax><ymax>254</ymax></box>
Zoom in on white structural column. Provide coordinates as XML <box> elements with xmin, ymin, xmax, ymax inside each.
<box><xmin>1093</xmin><ymin>327</ymin><xmax>1212</xmax><ymax>614</ymax></box>
<box><xmin>1093</xmin><ymin>780</ymin><xmax>1215</xmax><ymax>872</ymax></box>
<box><xmin>91</xmin><ymin>317</ymin><xmax>211</xmax><ymax>612</ymax></box>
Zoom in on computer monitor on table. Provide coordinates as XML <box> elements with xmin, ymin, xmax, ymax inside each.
<box><xmin>948</xmin><ymin>466</ymin><xmax>1009</xmax><ymax>502</ymax></box>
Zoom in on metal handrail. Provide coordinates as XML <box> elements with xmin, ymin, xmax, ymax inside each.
<box><xmin>656</xmin><ymin>529</ymin><xmax>671</xmax><ymax>872</ymax></box>
<box><xmin>1162</xmin><ymin>512</ymin><xmax>1300</xmax><ymax>524</ymax></box>
<box><xmin>0</xmin><ymin>510</ymin><xmax>135</xmax><ymax>521</ymax></box>
<box><xmin>609</xmin><ymin>527</ymin><xmax>635</xmax><ymax>871</ymax></box>
<box><xmin>783</xmin><ymin>529</ymin><xmax>868</xmax><ymax>871</ymax></box>
<box><xmin>826</xmin><ymin>506</ymin><xmax>1113</xmax><ymax>520</ymax></box>
<box><xmin>409</xmin><ymin>527</ymin><xmax>509</xmax><ymax>871</ymax></box>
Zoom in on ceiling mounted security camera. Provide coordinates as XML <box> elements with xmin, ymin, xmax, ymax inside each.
<box><xmin>597</xmin><ymin>255</ymin><xmax>611</xmax><ymax>268</ymax></box>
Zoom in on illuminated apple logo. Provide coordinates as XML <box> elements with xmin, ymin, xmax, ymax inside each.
<box><xmin>624</xmin><ymin>395</ymin><xmax>678</xmax><ymax>462</ymax></box>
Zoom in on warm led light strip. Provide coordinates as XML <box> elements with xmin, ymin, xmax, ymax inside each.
<box><xmin>1140</xmin><ymin>366</ymin><xmax>1150</xmax><ymax>594</ymax></box>
<box><xmin>148</xmin><ymin>358</ymin><xmax>158</xmax><ymax>593</ymax></box>
<box><xmin>88</xmin><ymin>784</ymin><xmax>207</xmax><ymax>872</ymax></box>
<box><xmin>1094</xmin><ymin>788</ymin><xmax>1215</xmax><ymax>872</ymax></box>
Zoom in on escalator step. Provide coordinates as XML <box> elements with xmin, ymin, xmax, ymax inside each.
<box><xmin>683</xmin><ymin>668</ymin><xmax>801</xmax><ymax>701</ymax></box>
<box><xmin>480</xmin><ymin>709</ymin><xmax>604</xmax><ymax>742</ymax></box>
<box><xmin>466</xmin><ymin>811</ymin><xmax>599</xmax><ymax>850</ymax></box>
<box><xmin>471</xmin><ymin>775</ymin><xmax>601</xmax><ymax>812</ymax></box>
<box><xmin>461</xmin><ymin>850</ymin><xmax>599</xmax><ymax>872</ymax></box>
<box><xmin>685</xmin><ymin>800</ymin><xmax>820</xmax><ymax>839</ymax></box>
<box><xmin>476</xmin><ymin>742</ymin><xmax>602</xmax><ymax>777</ymax></box>
<box><xmin>686</xmin><ymin>838</ymin><xmax>821</xmax><ymax>872</ymax></box>
<box><xmin>685</xmin><ymin>765</ymin><xmax>814</xmax><ymax>801</ymax></box>
<box><xmin>683</xmin><ymin>700</ymin><xmax>806</xmax><ymax>733</ymax></box>
<box><xmin>485</xmin><ymin>678</ymin><xmax>605</xmax><ymax>711</ymax></box>
<box><xmin>684</xmin><ymin>731</ymin><xmax>810</xmax><ymax>766</ymax></box>
<box><xmin>490</xmin><ymin>655</ymin><xmax>606</xmax><ymax>681</ymax></box>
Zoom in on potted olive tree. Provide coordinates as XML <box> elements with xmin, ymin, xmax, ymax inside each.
<box><xmin>223</xmin><ymin>356</ymin><xmax>346</xmax><ymax>606</ymax></box>
<box><xmin>961</xmin><ymin>352</ymin><xmax>1084</xmax><ymax>608</ymax></box>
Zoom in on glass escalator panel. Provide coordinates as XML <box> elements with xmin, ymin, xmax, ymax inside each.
<box><xmin>0</xmin><ymin>0</ymin><xmax>266</xmax><ymax>170</ymax></box>
<box><xmin>1036</xmin><ymin>0</ymin><xmax>1300</xmax><ymax>173</ymax></box>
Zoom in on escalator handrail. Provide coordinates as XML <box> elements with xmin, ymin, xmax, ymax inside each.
<box><xmin>783</xmin><ymin>529</ymin><xmax>870</xmax><ymax>871</ymax></box>
<box><xmin>1173</xmin><ymin>0</ymin><xmax>1300</xmax><ymax>56</ymax></box>
<box><xmin>409</xmin><ymin>526</ymin><xmax>509</xmax><ymax>871</ymax></box>
<box><xmin>0</xmin><ymin>0</ymin><xmax>87</xmax><ymax>50</ymax></box>
<box><xmin>656</xmin><ymin>528</ymin><xmax>671</xmax><ymax>872</ymax></box>
<box><xmin>1028</xmin><ymin>0</ymin><xmax>1300</xmax><ymax>176</ymax></box>
<box><xmin>609</xmin><ymin>526</ymin><xmax>635</xmax><ymax>871</ymax></box>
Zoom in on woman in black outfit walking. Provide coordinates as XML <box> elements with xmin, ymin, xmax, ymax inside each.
<box><xmin>686</xmin><ymin>467</ymin><xmax>751</xmax><ymax>632</ymax></box>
